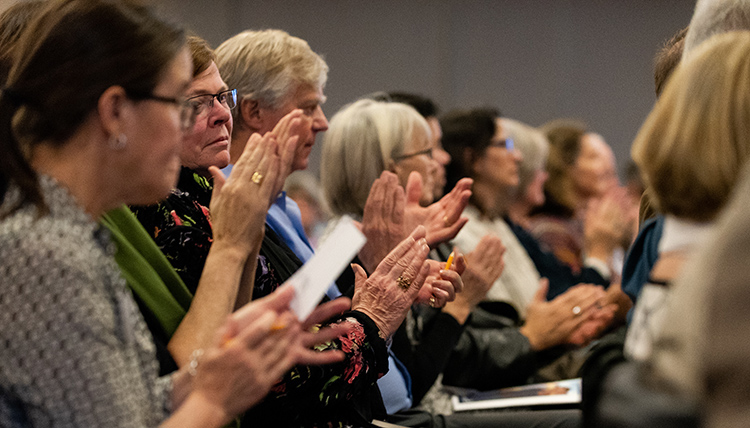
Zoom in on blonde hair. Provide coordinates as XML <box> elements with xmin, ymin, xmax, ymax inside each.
<box><xmin>502</xmin><ymin>118</ymin><xmax>549</xmax><ymax>197</ymax></box>
<box><xmin>321</xmin><ymin>98</ymin><xmax>429</xmax><ymax>217</ymax></box>
<box><xmin>215</xmin><ymin>29</ymin><xmax>328</xmax><ymax>123</ymax></box>
<box><xmin>632</xmin><ymin>31</ymin><xmax>750</xmax><ymax>222</ymax></box>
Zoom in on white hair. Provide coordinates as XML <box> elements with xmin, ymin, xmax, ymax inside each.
<box><xmin>501</xmin><ymin>118</ymin><xmax>549</xmax><ymax>195</ymax></box>
<box><xmin>684</xmin><ymin>0</ymin><xmax>750</xmax><ymax>59</ymax></box>
<box><xmin>321</xmin><ymin>98</ymin><xmax>430</xmax><ymax>217</ymax></box>
<box><xmin>215</xmin><ymin>29</ymin><xmax>328</xmax><ymax>124</ymax></box>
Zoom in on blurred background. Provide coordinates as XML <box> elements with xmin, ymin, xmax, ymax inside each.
<box><xmin>2</xmin><ymin>0</ymin><xmax>696</xmax><ymax>177</ymax></box>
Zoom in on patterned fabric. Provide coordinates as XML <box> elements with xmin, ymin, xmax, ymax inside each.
<box><xmin>134</xmin><ymin>168</ymin><xmax>389</xmax><ymax>427</ymax></box>
<box><xmin>0</xmin><ymin>176</ymin><xmax>171</xmax><ymax>428</ymax></box>
<box><xmin>246</xmin><ymin>231</ymin><xmax>389</xmax><ymax>427</ymax></box>
<box><xmin>131</xmin><ymin>167</ymin><xmax>214</xmax><ymax>294</ymax></box>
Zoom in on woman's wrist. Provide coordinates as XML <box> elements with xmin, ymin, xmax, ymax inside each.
<box><xmin>519</xmin><ymin>325</ymin><xmax>546</xmax><ymax>351</ymax></box>
<box><xmin>207</xmin><ymin>239</ymin><xmax>252</xmax><ymax>265</ymax></box>
<box><xmin>441</xmin><ymin>300</ymin><xmax>472</xmax><ymax>324</ymax></box>
<box><xmin>351</xmin><ymin>305</ymin><xmax>391</xmax><ymax>338</ymax></box>
<box><xmin>163</xmin><ymin>392</ymin><xmax>231</xmax><ymax>428</ymax></box>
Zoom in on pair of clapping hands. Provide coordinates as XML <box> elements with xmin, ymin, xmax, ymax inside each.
<box><xmin>206</xmin><ymin>110</ymin><xmax>307</xmax><ymax>254</ymax></box>
<box><xmin>174</xmin><ymin>286</ymin><xmax>352</xmax><ymax>427</ymax></box>
<box><xmin>349</xmin><ymin>171</ymin><xmax>473</xmax><ymax>337</ymax></box>
<box><xmin>520</xmin><ymin>279</ymin><xmax>618</xmax><ymax>351</ymax></box>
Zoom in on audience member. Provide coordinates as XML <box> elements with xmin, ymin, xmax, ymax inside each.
<box><xmin>320</xmin><ymin>96</ymin><xmax>472</xmax><ymax>418</ymax></box>
<box><xmin>591</xmin><ymin>30</ymin><xmax>750</xmax><ymax>428</ymax></box>
<box><xmin>530</xmin><ymin>120</ymin><xmax>630</xmax><ymax>278</ymax></box>
<box><xmin>137</xmin><ymin>29</ymin><xmax>443</xmax><ymax>427</ymax></box>
<box><xmin>386</xmin><ymin>91</ymin><xmax>452</xmax><ymax>200</ymax></box>
<box><xmin>438</xmin><ymin>108</ymin><xmax>616</xmax><ymax>388</ymax></box>
<box><xmin>0</xmin><ymin>1</ymin><xmax>345</xmax><ymax>426</ymax></box>
<box><xmin>322</xmin><ymin>98</ymin><xmax>580</xmax><ymax>428</ymax></box>
<box><xmin>504</xmin><ymin>118</ymin><xmax>550</xmax><ymax>231</ymax></box>
<box><xmin>620</xmin><ymin>25</ymin><xmax>686</xmax><ymax>311</ymax></box>
<box><xmin>626</xmin><ymin>29</ymin><xmax>750</xmax><ymax>362</ymax></box>
<box><xmin>442</xmin><ymin>109</ymin><xmax>616</xmax><ymax>306</ymax></box>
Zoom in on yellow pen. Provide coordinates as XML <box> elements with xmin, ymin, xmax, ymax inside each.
<box><xmin>270</xmin><ymin>321</ymin><xmax>287</xmax><ymax>332</ymax></box>
<box><xmin>223</xmin><ymin>319</ymin><xmax>287</xmax><ymax>348</ymax></box>
<box><xmin>444</xmin><ymin>251</ymin><xmax>455</xmax><ymax>271</ymax></box>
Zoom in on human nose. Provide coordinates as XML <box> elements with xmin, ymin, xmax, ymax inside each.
<box><xmin>433</xmin><ymin>147</ymin><xmax>451</xmax><ymax>166</ymax></box>
<box><xmin>312</xmin><ymin>105</ymin><xmax>328</xmax><ymax>132</ymax></box>
<box><xmin>208</xmin><ymin>96</ymin><xmax>231</xmax><ymax>126</ymax></box>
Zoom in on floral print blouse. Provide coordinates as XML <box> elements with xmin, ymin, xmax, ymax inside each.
<box><xmin>132</xmin><ymin>167</ymin><xmax>214</xmax><ymax>294</ymax></box>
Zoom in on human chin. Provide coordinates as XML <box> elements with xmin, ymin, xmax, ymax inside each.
<box><xmin>292</xmin><ymin>147</ymin><xmax>313</xmax><ymax>171</ymax></box>
<box><xmin>205</xmin><ymin>145</ymin><xmax>231</xmax><ymax>169</ymax></box>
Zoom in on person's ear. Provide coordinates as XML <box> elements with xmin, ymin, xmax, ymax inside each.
<box><xmin>240</xmin><ymin>97</ymin><xmax>263</xmax><ymax>131</ymax></box>
<box><xmin>463</xmin><ymin>147</ymin><xmax>479</xmax><ymax>175</ymax></box>
<box><xmin>97</xmin><ymin>85</ymin><xmax>129</xmax><ymax>137</ymax></box>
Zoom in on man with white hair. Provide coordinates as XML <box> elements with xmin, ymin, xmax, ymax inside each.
<box><xmin>216</xmin><ymin>30</ymin><xmax>329</xmax><ymax>265</ymax></box>
<box><xmin>216</xmin><ymin>29</ymin><xmax>421</xmax><ymax>425</ymax></box>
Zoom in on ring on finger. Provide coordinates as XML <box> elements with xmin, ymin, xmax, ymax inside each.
<box><xmin>429</xmin><ymin>296</ymin><xmax>437</xmax><ymax>308</ymax></box>
<box><xmin>251</xmin><ymin>171</ymin><xmax>264</xmax><ymax>184</ymax></box>
<box><xmin>397</xmin><ymin>275</ymin><xmax>412</xmax><ymax>291</ymax></box>
<box><xmin>572</xmin><ymin>305</ymin><xmax>582</xmax><ymax>316</ymax></box>
<box><xmin>443</xmin><ymin>215</ymin><xmax>451</xmax><ymax>227</ymax></box>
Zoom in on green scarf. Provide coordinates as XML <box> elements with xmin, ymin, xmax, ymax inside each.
<box><xmin>101</xmin><ymin>205</ymin><xmax>193</xmax><ymax>337</ymax></box>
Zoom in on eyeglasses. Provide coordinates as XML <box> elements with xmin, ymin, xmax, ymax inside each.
<box><xmin>393</xmin><ymin>147</ymin><xmax>434</xmax><ymax>161</ymax></box>
<box><xmin>186</xmin><ymin>89</ymin><xmax>237</xmax><ymax>118</ymax></box>
<box><xmin>490</xmin><ymin>137</ymin><xmax>514</xmax><ymax>151</ymax></box>
<box><xmin>127</xmin><ymin>91</ymin><xmax>194</xmax><ymax>130</ymax></box>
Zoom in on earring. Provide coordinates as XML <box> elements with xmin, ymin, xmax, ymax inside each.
<box><xmin>109</xmin><ymin>133</ymin><xmax>127</xmax><ymax>150</ymax></box>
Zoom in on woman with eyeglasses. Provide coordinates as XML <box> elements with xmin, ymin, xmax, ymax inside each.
<box><xmin>122</xmin><ymin>36</ymin><xmax>268</xmax><ymax>374</ymax></box>
<box><xmin>0</xmin><ymin>1</ymin><xmax>349</xmax><ymax>426</ymax></box>
<box><xmin>321</xmin><ymin>98</ymin><xmax>594</xmax><ymax>427</ymax></box>
<box><xmin>431</xmin><ymin>108</ymin><xmax>620</xmax><ymax>392</ymax></box>
<box><xmin>132</xmin><ymin>36</ymin><xmax>238</xmax><ymax>295</ymax></box>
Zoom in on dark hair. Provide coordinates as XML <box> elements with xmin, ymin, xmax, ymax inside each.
<box><xmin>439</xmin><ymin>107</ymin><xmax>500</xmax><ymax>193</ymax></box>
<box><xmin>0</xmin><ymin>1</ymin><xmax>45</xmax><ymax>84</ymax></box>
<box><xmin>654</xmin><ymin>26</ymin><xmax>688</xmax><ymax>98</ymax></box>
<box><xmin>387</xmin><ymin>91</ymin><xmax>439</xmax><ymax>118</ymax></box>
<box><xmin>0</xmin><ymin>0</ymin><xmax>185</xmax><ymax>216</ymax></box>
<box><xmin>534</xmin><ymin>119</ymin><xmax>589</xmax><ymax>217</ymax></box>
<box><xmin>187</xmin><ymin>34</ymin><xmax>215</xmax><ymax>78</ymax></box>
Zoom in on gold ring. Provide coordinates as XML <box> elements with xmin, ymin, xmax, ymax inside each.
<box><xmin>572</xmin><ymin>306</ymin><xmax>581</xmax><ymax>316</ymax></box>
<box><xmin>397</xmin><ymin>275</ymin><xmax>411</xmax><ymax>291</ymax></box>
<box><xmin>251</xmin><ymin>171</ymin><xmax>264</xmax><ymax>184</ymax></box>
<box><xmin>429</xmin><ymin>296</ymin><xmax>437</xmax><ymax>308</ymax></box>
<box><xmin>443</xmin><ymin>215</ymin><xmax>451</xmax><ymax>227</ymax></box>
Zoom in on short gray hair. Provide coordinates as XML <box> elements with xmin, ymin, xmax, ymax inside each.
<box><xmin>684</xmin><ymin>0</ymin><xmax>750</xmax><ymax>58</ymax></box>
<box><xmin>321</xmin><ymin>98</ymin><xmax>429</xmax><ymax>217</ymax></box>
<box><xmin>215</xmin><ymin>29</ymin><xmax>328</xmax><ymax>124</ymax></box>
<box><xmin>501</xmin><ymin>118</ymin><xmax>549</xmax><ymax>196</ymax></box>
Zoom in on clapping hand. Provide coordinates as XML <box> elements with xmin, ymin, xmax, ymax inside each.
<box><xmin>403</xmin><ymin>172</ymin><xmax>472</xmax><ymax>248</ymax></box>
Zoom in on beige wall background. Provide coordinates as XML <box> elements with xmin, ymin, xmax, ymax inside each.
<box><xmin>6</xmin><ymin>0</ymin><xmax>697</xmax><ymax>178</ymax></box>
